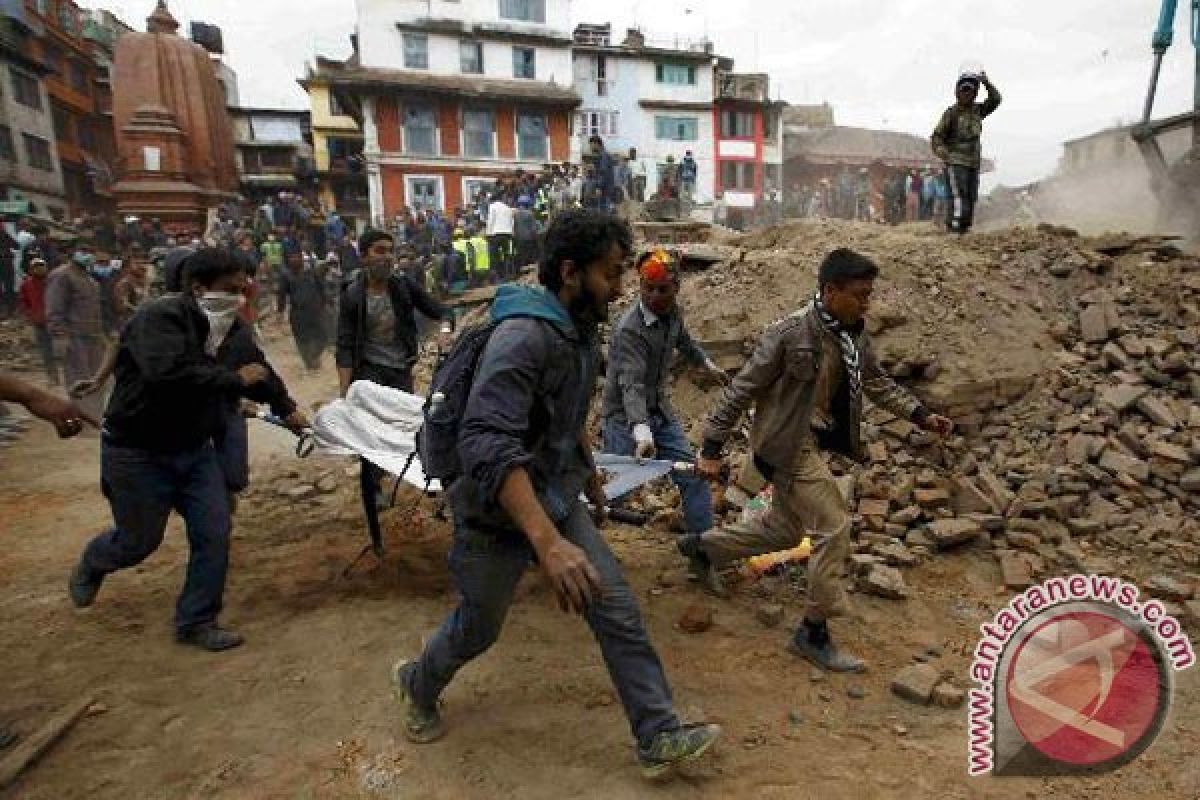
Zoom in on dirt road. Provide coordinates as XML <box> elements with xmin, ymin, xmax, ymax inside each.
<box><xmin>2</xmin><ymin>327</ymin><xmax>1198</xmax><ymax>799</ymax></box>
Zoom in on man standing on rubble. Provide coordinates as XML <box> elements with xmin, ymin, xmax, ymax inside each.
<box><xmin>679</xmin><ymin>249</ymin><xmax>954</xmax><ymax>672</ymax></box>
<box><xmin>391</xmin><ymin>210</ymin><xmax>721</xmax><ymax>777</ymax></box>
<box><xmin>67</xmin><ymin>248</ymin><xmax>273</xmax><ymax>651</ymax></box>
<box><xmin>931</xmin><ymin>72</ymin><xmax>1001</xmax><ymax>234</ymax></box>
<box><xmin>601</xmin><ymin>249</ymin><xmax>728</xmax><ymax>545</ymax></box>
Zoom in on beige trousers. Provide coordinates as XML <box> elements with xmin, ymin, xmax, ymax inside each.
<box><xmin>703</xmin><ymin>448</ymin><xmax>850</xmax><ymax>618</ymax></box>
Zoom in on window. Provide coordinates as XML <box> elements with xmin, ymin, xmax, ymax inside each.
<box><xmin>721</xmin><ymin>161</ymin><xmax>755</xmax><ymax>191</ymax></box>
<box><xmin>463</xmin><ymin>177</ymin><xmax>494</xmax><ymax>205</ymax></box>
<box><xmin>249</xmin><ymin>149</ymin><xmax>293</xmax><ymax>171</ymax></box>
<box><xmin>499</xmin><ymin>0</ymin><xmax>545</xmax><ymax>23</ymax></box>
<box><xmin>655</xmin><ymin>115</ymin><xmax>698</xmax><ymax>141</ymax></box>
<box><xmin>403</xmin><ymin>33</ymin><xmax>428</xmax><ymax>69</ymax></box>
<box><xmin>58</xmin><ymin>3</ymin><xmax>78</xmax><ymax>35</ymax></box>
<box><xmin>406</xmin><ymin>176</ymin><xmax>442</xmax><ymax>211</ymax></box>
<box><xmin>512</xmin><ymin>47</ymin><xmax>535</xmax><ymax>80</ymax></box>
<box><xmin>23</xmin><ymin>134</ymin><xmax>54</xmax><ymax>170</ymax></box>
<box><xmin>52</xmin><ymin>105</ymin><xmax>73</xmax><ymax>144</ymax></box>
<box><xmin>0</xmin><ymin>125</ymin><xmax>15</xmax><ymax>162</ymax></box>
<box><xmin>575</xmin><ymin>110</ymin><xmax>618</xmax><ymax>138</ymax></box>
<box><xmin>721</xmin><ymin>110</ymin><xmax>754</xmax><ymax>138</ymax></box>
<box><xmin>143</xmin><ymin>145</ymin><xmax>161</xmax><ymax>171</ymax></box>
<box><xmin>655</xmin><ymin>63</ymin><xmax>696</xmax><ymax>86</ymax></box>
<box><xmin>43</xmin><ymin>43</ymin><xmax>64</xmax><ymax>74</ymax></box>
<box><xmin>593</xmin><ymin>56</ymin><xmax>608</xmax><ymax>96</ymax></box>
<box><xmin>11</xmin><ymin>69</ymin><xmax>42</xmax><ymax>110</ymax></box>
<box><xmin>460</xmin><ymin>40</ymin><xmax>483</xmax><ymax>74</ymax></box>
<box><xmin>78</xmin><ymin>119</ymin><xmax>96</xmax><ymax>152</ymax></box>
<box><xmin>329</xmin><ymin>91</ymin><xmax>348</xmax><ymax>117</ymax></box>
<box><xmin>69</xmin><ymin>60</ymin><xmax>88</xmax><ymax>92</ymax></box>
<box><xmin>403</xmin><ymin>106</ymin><xmax>437</xmax><ymax>155</ymax></box>
<box><xmin>516</xmin><ymin>112</ymin><xmax>547</xmax><ymax>161</ymax></box>
<box><xmin>462</xmin><ymin>109</ymin><xmax>494</xmax><ymax>158</ymax></box>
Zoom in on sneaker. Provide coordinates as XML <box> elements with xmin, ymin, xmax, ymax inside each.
<box><xmin>68</xmin><ymin>561</ymin><xmax>104</xmax><ymax>608</ymax></box>
<box><xmin>677</xmin><ymin>536</ymin><xmax>727</xmax><ymax>598</ymax></box>
<box><xmin>176</xmin><ymin>624</ymin><xmax>245</xmax><ymax>652</ymax></box>
<box><xmin>788</xmin><ymin>623</ymin><xmax>866</xmax><ymax>673</ymax></box>
<box><xmin>390</xmin><ymin>659</ymin><xmax>446</xmax><ymax>743</ymax></box>
<box><xmin>637</xmin><ymin>722</ymin><xmax>722</xmax><ymax>779</ymax></box>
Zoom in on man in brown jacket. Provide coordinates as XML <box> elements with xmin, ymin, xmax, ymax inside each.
<box><xmin>681</xmin><ymin>248</ymin><xmax>953</xmax><ymax>672</ymax></box>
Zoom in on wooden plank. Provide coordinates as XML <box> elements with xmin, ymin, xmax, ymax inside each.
<box><xmin>0</xmin><ymin>696</ymin><xmax>94</xmax><ymax>789</ymax></box>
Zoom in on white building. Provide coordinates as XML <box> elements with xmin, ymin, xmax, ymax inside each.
<box><xmin>570</xmin><ymin>24</ymin><xmax>718</xmax><ymax>203</ymax></box>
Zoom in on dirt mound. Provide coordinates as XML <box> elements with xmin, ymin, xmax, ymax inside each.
<box><xmin>668</xmin><ymin>219</ymin><xmax>1196</xmax><ymax>421</ymax></box>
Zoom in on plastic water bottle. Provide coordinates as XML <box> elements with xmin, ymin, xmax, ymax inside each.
<box><xmin>745</xmin><ymin>537</ymin><xmax>813</xmax><ymax>577</ymax></box>
<box><xmin>429</xmin><ymin>391</ymin><xmax>446</xmax><ymax>416</ymax></box>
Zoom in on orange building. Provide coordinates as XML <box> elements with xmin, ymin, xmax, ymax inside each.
<box><xmin>23</xmin><ymin>0</ymin><xmax>110</xmax><ymax>217</ymax></box>
<box><xmin>332</xmin><ymin>0</ymin><xmax>580</xmax><ymax>222</ymax></box>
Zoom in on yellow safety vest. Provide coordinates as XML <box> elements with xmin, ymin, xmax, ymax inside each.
<box><xmin>452</xmin><ymin>239</ymin><xmax>475</xmax><ymax>272</ymax></box>
<box><xmin>469</xmin><ymin>236</ymin><xmax>490</xmax><ymax>273</ymax></box>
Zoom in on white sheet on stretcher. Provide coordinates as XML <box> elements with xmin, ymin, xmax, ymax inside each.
<box><xmin>312</xmin><ymin>381</ymin><xmax>684</xmax><ymax>500</ymax></box>
<box><xmin>311</xmin><ymin>381</ymin><xmax>441</xmax><ymax>491</ymax></box>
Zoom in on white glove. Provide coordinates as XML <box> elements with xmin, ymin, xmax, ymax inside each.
<box><xmin>633</xmin><ymin>423</ymin><xmax>656</xmax><ymax>462</ymax></box>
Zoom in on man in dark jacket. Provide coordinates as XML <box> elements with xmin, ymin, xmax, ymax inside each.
<box><xmin>931</xmin><ymin>72</ymin><xmax>1002</xmax><ymax>234</ymax></box>
<box><xmin>336</xmin><ymin>228</ymin><xmax>446</xmax><ymax>551</ymax></box>
<box><xmin>67</xmin><ymin>248</ymin><xmax>274</xmax><ymax>651</ymax></box>
<box><xmin>681</xmin><ymin>249</ymin><xmax>954</xmax><ymax>672</ymax></box>
<box><xmin>392</xmin><ymin>210</ymin><xmax>721</xmax><ymax>778</ymax></box>
<box><xmin>601</xmin><ymin>249</ymin><xmax>728</xmax><ymax>541</ymax></box>
<box><xmin>277</xmin><ymin>245</ymin><xmax>328</xmax><ymax>371</ymax></box>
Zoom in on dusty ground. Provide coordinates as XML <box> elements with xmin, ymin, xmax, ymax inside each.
<box><xmin>2</xmin><ymin>289</ymin><xmax>1199</xmax><ymax>799</ymax></box>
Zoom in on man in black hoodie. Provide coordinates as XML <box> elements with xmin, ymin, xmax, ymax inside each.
<box><xmin>67</xmin><ymin>248</ymin><xmax>272</xmax><ymax>652</ymax></box>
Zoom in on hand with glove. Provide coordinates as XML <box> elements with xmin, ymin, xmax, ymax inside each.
<box><xmin>633</xmin><ymin>423</ymin><xmax>657</xmax><ymax>463</ymax></box>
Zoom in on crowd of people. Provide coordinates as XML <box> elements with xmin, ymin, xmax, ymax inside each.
<box><xmin>0</xmin><ymin>70</ymin><xmax>998</xmax><ymax>778</ymax></box>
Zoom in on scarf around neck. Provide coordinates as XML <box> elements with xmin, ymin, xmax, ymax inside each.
<box><xmin>813</xmin><ymin>290</ymin><xmax>862</xmax><ymax>407</ymax></box>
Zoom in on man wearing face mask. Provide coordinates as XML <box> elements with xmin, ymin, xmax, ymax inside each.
<box><xmin>679</xmin><ymin>249</ymin><xmax>954</xmax><ymax>672</ymax></box>
<box><xmin>600</xmin><ymin>249</ymin><xmax>728</xmax><ymax>545</ymax></box>
<box><xmin>336</xmin><ymin>229</ymin><xmax>447</xmax><ymax>549</ymax></box>
<box><xmin>277</xmin><ymin>243</ymin><xmax>329</xmax><ymax>372</ymax></box>
<box><xmin>46</xmin><ymin>242</ymin><xmax>108</xmax><ymax>421</ymax></box>
<box><xmin>67</xmin><ymin>248</ymin><xmax>273</xmax><ymax>652</ymax></box>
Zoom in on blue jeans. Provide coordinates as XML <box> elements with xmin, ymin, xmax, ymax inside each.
<box><xmin>602</xmin><ymin>414</ymin><xmax>713</xmax><ymax>534</ymax></box>
<box><xmin>406</xmin><ymin>502</ymin><xmax>680</xmax><ymax>747</ymax></box>
<box><xmin>82</xmin><ymin>440</ymin><xmax>231</xmax><ymax>633</ymax></box>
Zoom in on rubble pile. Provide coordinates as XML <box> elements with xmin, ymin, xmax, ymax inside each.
<box><xmin>640</xmin><ymin>220</ymin><xmax>1200</xmax><ymax>626</ymax></box>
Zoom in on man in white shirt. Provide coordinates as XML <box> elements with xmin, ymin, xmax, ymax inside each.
<box><xmin>485</xmin><ymin>193</ymin><xmax>516</xmax><ymax>282</ymax></box>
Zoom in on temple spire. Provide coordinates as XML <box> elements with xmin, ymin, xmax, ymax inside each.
<box><xmin>146</xmin><ymin>0</ymin><xmax>179</xmax><ymax>35</ymax></box>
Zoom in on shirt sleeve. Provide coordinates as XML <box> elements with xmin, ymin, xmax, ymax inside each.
<box><xmin>701</xmin><ymin>326</ymin><xmax>788</xmax><ymax>457</ymax></box>
<box><xmin>611</xmin><ymin>322</ymin><xmax>653</xmax><ymax>427</ymax></box>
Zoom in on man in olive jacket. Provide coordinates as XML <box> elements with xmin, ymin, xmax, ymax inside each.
<box><xmin>682</xmin><ymin>249</ymin><xmax>954</xmax><ymax>672</ymax></box>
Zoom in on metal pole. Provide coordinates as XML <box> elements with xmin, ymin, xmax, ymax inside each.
<box><xmin>1142</xmin><ymin>52</ymin><xmax>1166</xmax><ymax>128</ymax></box>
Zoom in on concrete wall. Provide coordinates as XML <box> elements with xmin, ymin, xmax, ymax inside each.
<box><xmin>0</xmin><ymin>56</ymin><xmax>67</xmax><ymax>214</ymax></box>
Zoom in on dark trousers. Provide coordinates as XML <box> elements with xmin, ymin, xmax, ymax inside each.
<box><xmin>487</xmin><ymin>234</ymin><xmax>513</xmax><ymax>282</ymax></box>
<box><xmin>405</xmin><ymin>502</ymin><xmax>680</xmax><ymax>747</ymax></box>
<box><xmin>0</xmin><ymin>261</ymin><xmax>14</xmax><ymax>316</ymax></box>
<box><xmin>215</xmin><ymin>410</ymin><xmax>250</xmax><ymax>493</ymax></box>
<box><xmin>946</xmin><ymin>164</ymin><xmax>980</xmax><ymax>233</ymax></box>
<box><xmin>354</xmin><ymin>362</ymin><xmax>413</xmax><ymax>551</ymax></box>
<box><xmin>31</xmin><ymin>324</ymin><xmax>61</xmax><ymax>385</ymax></box>
<box><xmin>290</xmin><ymin>314</ymin><xmax>327</xmax><ymax>370</ymax></box>
<box><xmin>82</xmin><ymin>440</ymin><xmax>231</xmax><ymax>632</ymax></box>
